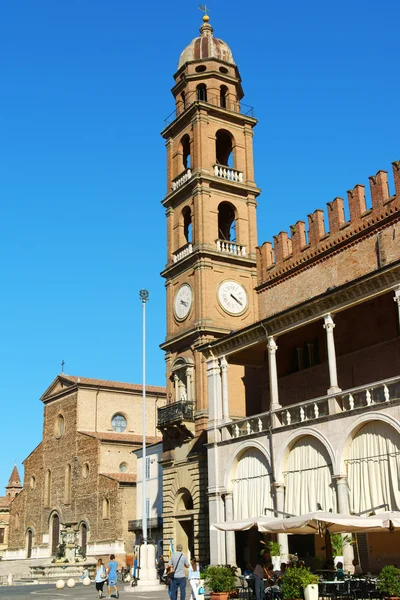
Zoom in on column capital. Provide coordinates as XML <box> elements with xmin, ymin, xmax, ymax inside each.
<box><xmin>220</xmin><ymin>356</ymin><xmax>228</xmax><ymax>372</ymax></box>
<box><xmin>173</xmin><ymin>373</ymin><xmax>179</xmax><ymax>382</ymax></box>
<box><xmin>332</xmin><ymin>474</ymin><xmax>348</xmax><ymax>484</ymax></box>
<box><xmin>206</xmin><ymin>357</ymin><xmax>220</xmax><ymax>374</ymax></box>
<box><xmin>323</xmin><ymin>313</ymin><xmax>335</xmax><ymax>331</ymax></box>
<box><xmin>272</xmin><ymin>480</ymin><xmax>285</xmax><ymax>491</ymax></box>
<box><xmin>267</xmin><ymin>335</ymin><xmax>278</xmax><ymax>354</ymax></box>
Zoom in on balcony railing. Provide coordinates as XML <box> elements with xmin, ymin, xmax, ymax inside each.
<box><xmin>274</xmin><ymin>376</ymin><xmax>400</xmax><ymax>428</ymax></box>
<box><xmin>214</xmin><ymin>164</ymin><xmax>243</xmax><ymax>183</ymax></box>
<box><xmin>213</xmin><ymin>376</ymin><xmax>400</xmax><ymax>442</ymax></box>
<box><xmin>157</xmin><ymin>401</ymin><xmax>195</xmax><ymax>428</ymax></box>
<box><xmin>216</xmin><ymin>240</ymin><xmax>247</xmax><ymax>257</ymax></box>
<box><xmin>164</xmin><ymin>92</ymin><xmax>254</xmax><ymax>127</ymax></box>
<box><xmin>173</xmin><ymin>242</ymin><xmax>193</xmax><ymax>263</ymax></box>
<box><xmin>128</xmin><ymin>517</ymin><xmax>162</xmax><ymax>531</ymax></box>
<box><xmin>172</xmin><ymin>168</ymin><xmax>192</xmax><ymax>191</ymax></box>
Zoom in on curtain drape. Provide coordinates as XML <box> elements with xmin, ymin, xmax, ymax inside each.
<box><xmin>347</xmin><ymin>421</ymin><xmax>400</xmax><ymax>514</ymax></box>
<box><xmin>232</xmin><ymin>448</ymin><xmax>273</xmax><ymax>519</ymax></box>
<box><xmin>284</xmin><ymin>435</ymin><xmax>336</xmax><ymax>515</ymax></box>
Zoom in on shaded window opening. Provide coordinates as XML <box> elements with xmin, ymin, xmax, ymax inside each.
<box><xmin>177</xmin><ymin>489</ymin><xmax>194</xmax><ymax>511</ymax></box>
<box><xmin>51</xmin><ymin>514</ymin><xmax>60</xmax><ymax>556</ymax></box>
<box><xmin>218</xmin><ymin>202</ymin><xmax>236</xmax><ymax>241</ymax></box>
<box><xmin>183</xmin><ymin>206</ymin><xmax>192</xmax><ymax>243</ymax></box>
<box><xmin>181</xmin><ymin>91</ymin><xmax>186</xmax><ymax>110</ymax></box>
<box><xmin>181</xmin><ymin>134</ymin><xmax>191</xmax><ymax>169</ymax></box>
<box><xmin>216</xmin><ymin>130</ymin><xmax>233</xmax><ymax>167</ymax></box>
<box><xmin>196</xmin><ymin>84</ymin><xmax>207</xmax><ymax>102</ymax></box>
<box><xmin>44</xmin><ymin>470</ymin><xmax>51</xmax><ymax>508</ymax></box>
<box><xmin>220</xmin><ymin>85</ymin><xmax>228</xmax><ymax>109</ymax></box>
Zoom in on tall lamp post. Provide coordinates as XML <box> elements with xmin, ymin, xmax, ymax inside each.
<box><xmin>139</xmin><ymin>289</ymin><xmax>149</xmax><ymax>546</ymax></box>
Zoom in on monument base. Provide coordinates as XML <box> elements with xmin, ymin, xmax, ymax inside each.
<box><xmin>124</xmin><ymin>544</ymin><xmax>161</xmax><ymax>593</ymax></box>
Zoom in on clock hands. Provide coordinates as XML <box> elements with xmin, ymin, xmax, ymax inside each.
<box><xmin>230</xmin><ymin>293</ymin><xmax>243</xmax><ymax>306</ymax></box>
<box><xmin>180</xmin><ymin>300</ymin><xmax>189</xmax><ymax>307</ymax></box>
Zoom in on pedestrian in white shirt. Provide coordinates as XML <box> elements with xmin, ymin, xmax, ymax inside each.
<box><xmin>188</xmin><ymin>558</ymin><xmax>200</xmax><ymax>600</ymax></box>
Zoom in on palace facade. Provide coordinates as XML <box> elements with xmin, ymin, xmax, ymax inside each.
<box><xmin>158</xmin><ymin>15</ymin><xmax>400</xmax><ymax>572</ymax></box>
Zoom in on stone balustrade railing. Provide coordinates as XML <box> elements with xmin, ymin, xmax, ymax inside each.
<box><xmin>220</xmin><ymin>412</ymin><xmax>271</xmax><ymax>440</ymax></box>
<box><xmin>173</xmin><ymin>242</ymin><xmax>193</xmax><ymax>263</ymax></box>
<box><xmin>157</xmin><ymin>400</ymin><xmax>194</xmax><ymax>428</ymax></box>
<box><xmin>214</xmin><ymin>164</ymin><xmax>243</xmax><ymax>183</ymax></box>
<box><xmin>216</xmin><ymin>240</ymin><xmax>247</xmax><ymax>257</ymax></box>
<box><xmin>172</xmin><ymin>168</ymin><xmax>192</xmax><ymax>190</ymax></box>
<box><xmin>275</xmin><ymin>376</ymin><xmax>400</xmax><ymax>427</ymax></box>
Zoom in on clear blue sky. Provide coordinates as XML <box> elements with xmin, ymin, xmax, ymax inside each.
<box><xmin>1</xmin><ymin>0</ymin><xmax>398</xmax><ymax>490</ymax></box>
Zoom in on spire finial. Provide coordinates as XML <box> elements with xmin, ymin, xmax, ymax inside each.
<box><xmin>199</xmin><ymin>5</ymin><xmax>213</xmax><ymax>36</ymax></box>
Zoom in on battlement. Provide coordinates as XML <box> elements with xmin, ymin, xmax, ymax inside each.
<box><xmin>257</xmin><ymin>160</ymin><xmax>400</xmax><ymax>285</ymax></box>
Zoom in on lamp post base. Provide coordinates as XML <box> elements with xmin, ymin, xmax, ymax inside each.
<box><xmin>124</xmin><ymin>544</ymin><xmax>161</xmax><ymax>593</ymax></box>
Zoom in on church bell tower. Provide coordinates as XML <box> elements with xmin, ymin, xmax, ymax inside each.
<box><xmin>159</xmin><ymin>14</ymin><xmax>260</xmax><ymax>561</ymax></box>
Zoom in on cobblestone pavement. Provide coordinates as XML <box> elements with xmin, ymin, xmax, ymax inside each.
<box><xmin>0</xmin><ymin>581</ymin><xmax>172</xmax><ymax>600</ymax></box>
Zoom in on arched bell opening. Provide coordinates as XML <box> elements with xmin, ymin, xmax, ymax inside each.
<box><xmin>216</xmin><ymin>129</ymin><xmax>234</xmax><ymax>167</ymax></box>
<box><xmin>218</xmin><ymin>201</ymin><xmax>237</xmax><ymax>242</ymax></box>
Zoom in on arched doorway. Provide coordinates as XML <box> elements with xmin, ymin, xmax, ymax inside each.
<box><xmin>51</xmin><ymin>513</ymin><xmax>60</xmax><ymax>556</ymax></box>
<box><xmin>80</xmin><ymin>522</ymin><xmax>87</xmax><ymax>556</ymax></box>
<box><xmin>175</xmin><ymin>489</ymin><xmax>194</xmax><ymax>558</ymax></box>
<box><xmin>26</xmin><ymin>529</ymin><xmax>33</xmax><ymax>559</ymax></box>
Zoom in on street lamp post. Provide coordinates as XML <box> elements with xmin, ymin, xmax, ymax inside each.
<box><xmin>139</xmin><ymin>289</ymin><xmax>149</xmax><ymax>546</ymax></box>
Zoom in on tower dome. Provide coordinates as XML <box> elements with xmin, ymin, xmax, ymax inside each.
<box><xmin>178</xmin><ymin>16</ymin><xmax>236</xmax><ymax>70</ymax></box>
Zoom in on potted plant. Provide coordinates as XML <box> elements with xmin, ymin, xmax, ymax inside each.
<box><xmin>377</xmin><ymin>565</ymin><xmax>400</xmax><ymax>599</ymax></box>
<box><xmin>265</xmin><ymin>540</ymin><xmax>282</xmax><ymax>571</ymax></box>
<box><xmin>203</xmin><ymin>565</ymin><xmax>237</xmax><ymax>600</ymax></box>
<box><xmin>281</xmin><ymin>566</ymin><xmax>319</xmax><ymax>600</ymax></box>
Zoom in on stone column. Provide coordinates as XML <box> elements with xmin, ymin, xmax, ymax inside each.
<box><xmin>394</xmin><ymin>287</ymin><xmax>400</xmax><ymax>331</ymax></box>
<box><xmin>225</xmin><ymin>492</ymin><xmax>236</xmax><ymax>566</ymax></box>
<box><xmin>207</xmin><ymin>357</ymin><xmax>222</xmax><ymax>426</ymax></box>
<box><xmin>186</xmin><ymin>367</ymin><xmax>192</xmax><ymax>403</ymax></box>
<box><xmin>274</xmin><ymin>482</ymin><xmax>289</xmax><ymax>562</ymax></box>
<box><xmin>334</xmin><ymin>475</ymin><xmax>354</xmax><ymax>573</ymax></box>
<box><xmin>174</xmin><ymin>373</ymin><xmax>179</xmax><ymax>402</ymax></box>
<box><xmin>268</xmin><ymin>336</ymin><xmax>281</xmax><ymax>411</ymax></box>
<box><xmin>209</xmin><ymin>489</ymin><xmax>226</xmax><ymax>565</ymax></box>
<box><xmin>220</xmin><ymin>356</ymin><xmax>230</xmax><ymax>422</ymax></box>
<box><xmin>323</xmin><ymin>314</ymin><xmax>341</xmax><ymax>394</ymax></box>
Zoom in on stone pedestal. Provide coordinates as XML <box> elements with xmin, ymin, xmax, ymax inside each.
<box><xmin>125</xmin><ymin>544</ymin><xmax>160</xmax><ymax>593</ymax></box>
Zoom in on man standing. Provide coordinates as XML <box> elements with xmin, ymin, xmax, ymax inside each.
<box><xmin>106</xmin><ymin>554</ymin><xmax>119</xmax><ymax>599</ymax></box>
<box><xmin>168</xmin><ymin>543</ymin><xmax>189</xmax><ymax>600</ymax></box>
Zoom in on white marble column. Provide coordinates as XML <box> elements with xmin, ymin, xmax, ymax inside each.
<box><xmin>186</xmin><ymin>367</ymin><xmax>192</xmax><ymax>402</ymax></box>
<box><xmin>209</xmin><ymin>488</ymin><xmax>226</xmax><ymax>565</ymax></box>
<box><xmin>323</xmin><ymin>314</ymin><xmax>341</xmax><ymax>394</ymax></box>
<box><xmin>268</xmin><ymin>336</ymin><xmax>281</xmax><ymax>411</ymax></box>
<box><xmin>274</xmin><ymin>482</ymin><xmax>289</xmax><ymax>562</ymax></box>
<box><xmin>334</xmin><ymin>475</ymin><xmax>354</xmax><ymax>573</ymax></box>
<box><xmin>174</xmin><ymin>373</ymin><xmax>179</xmax><ymax>402</ymax></box>
<box><xmin>207</xmin><ymin>357</ymin><xmax>222</xmax><ymax>426</ymax></box>
<box><xmin>225</xmin><ymin>492</ymin><xmax>236</xmax><ymax>566</ymax></box>
<box><xmin>394</xmin><ymin>287</ymin><xmax>400</xmax><ymax>330</ymax></box>
<box><xmin>220</xmin><ymin>356</ymin><xmax>230</xmax><ymax>422</ymax></box>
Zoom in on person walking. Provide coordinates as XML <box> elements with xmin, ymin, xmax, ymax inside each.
<box><xmin>188</xmin><ymin>558</ymin><xmax>200</xmax><ymax>600</ymax></box>
<box><xmin>168</xmin><ymin>543</ymin><xmax>189</xmax><ymax>600</ymax></box>
<box><xmin>158</xmin><ymin>554</ymin><xmax>166</xmax><ymax>582</ymax></box>
<box><xmin>94</xmin><ymin>558</ymin><xmax>107</xmax><ymax>599</ymax></box>
<box><xmin>106</xmin><ymin>554</ymin><xmax>119</xmax><ymax>599</ymax></box>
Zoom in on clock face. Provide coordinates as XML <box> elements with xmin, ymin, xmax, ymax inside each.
<box><xmin>218</xmin><ymin>280</ymin><xmax>248</xmax><ymax>315</ymax></box>
<box><xmin>174</xmin><ymin>284</ymin><xmax>193</xmax><ymax>321</ymax></box>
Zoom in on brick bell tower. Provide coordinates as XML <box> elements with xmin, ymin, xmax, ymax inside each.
<box><xmin>159</xmin><ymin>14</ymin><xmax>260</xmax><ymax>561</ymax></box>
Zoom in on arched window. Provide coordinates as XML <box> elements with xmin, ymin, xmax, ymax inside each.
<box><xmin>102</xmin><ymin>498</ymin><xmax>110</xmax><ymax>519</ymax></box>
<box><xmin>182</xmin><ymin>206</ymin><xmax>192</xmax><ymax>243</ymax></box>
<box><xmin>216</xmin><ymin>129</ymin><xmax>234</xmax><ymax>167</ymax></box>
<box><xmin>232</xmin><ymin>449</ymin><xmax>273</xmax><ymax>519</ymax></box>
<box><xmin>51</xmin><ymin>513</ymin><xmax>60</xmax><ymax>556</ymax></box>
<box><xmin>220</xmin><ymin>85</ymin><xmax>228</xmax><ymax>109</ymax></box>
<box><xmin>55</xmin><ymin>414</ymin><xmax>65</xmax><ymax>439</ymax></box>
<box><xmin>181</xmin><ymin>134</ymin><xmax>191</xmax><ymax>170</ymax></box>
<box><xmin>44</xmin><ymin>469</ymin><xmax>51</xmax><ymax>508</ymax></box>
<box><xmin>80</xmin><ymin>522</ymin><xmax>88</xmax><ymax>556</ymax></box>
<box><xmin>26</xmin><ymin>528</ymin><xmax>33</xmax><ymax>559</ymax></box>
<box><xmin>64</xmin><ymin>464</ymin><xmax>72</xmax><ymax>504</ymax></box>
<box><xmin>218</xmin><ymin>202</ymin><xmax>236</xmax><ymax>241</ymax></box>
<box><xmin>196</xmin><ymin>84</ymin><xmax>207</xmax><ymax>102</ymax></box>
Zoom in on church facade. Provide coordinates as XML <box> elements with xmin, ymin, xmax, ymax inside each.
<box><xmin>159</xmin><ymin>15</ymin><xmax>400</xmax><ymax>571</ymax></box>
<box><xmin>6</xmin><ymin>375</ymin><xmax>165</xmax><ymax>561</ymax></box>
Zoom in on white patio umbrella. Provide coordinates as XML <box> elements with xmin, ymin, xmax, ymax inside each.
<box><xmin>210</xmin><ymin>518</ymin><xmax>257</xmax><ymax>532</ymax></box>
<box><xmin>256</xmin><ymin>511</ymin><xmax>386</xmax><ymax>535</ymax></box>
<box><xmin>366</xmin><ymin>511</ymin><xmax>400</xmax><ymax>530</ymax></box>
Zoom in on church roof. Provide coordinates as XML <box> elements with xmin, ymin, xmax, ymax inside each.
<box><xmin>6</xmin><ymin>465</ymin><xmax>22</xmax><ymax>490</ymax></box>
<box><xmin>178</xmin><ymin>16</ymin><xmax>235</xmax><ymax>70</ymax></box>
<box><xmin>101</xmin><ymin>473</ymin><xmax>137</xmax><ymax>484</ymax></box>
<box><xmin>0</xmin><ymin>496</ymin><xmax>13</xmax><ymax>508</ymax></box>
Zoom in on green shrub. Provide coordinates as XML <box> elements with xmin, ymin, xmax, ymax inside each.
<box><xmin>281</xmin><ymin>566</ymin><xmax>319</xmax><ymax>600</ymax></box>
<box><xmin>203</xmin><ymin>565</ymin><xmax>237</xmax><ymax>593</ymax></box>
<box><xmin>377</xmin><ymin>566</ymin><xmax>400</xmax><ymax>598</ymax></box>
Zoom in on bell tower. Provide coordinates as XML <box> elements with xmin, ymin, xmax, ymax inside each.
<box><xmin>159</xmin><ymin>15</ymin><xmax>260</xmax><ymax>561</ymax></box>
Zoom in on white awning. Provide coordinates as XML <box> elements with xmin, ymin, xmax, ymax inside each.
<box><xmin>257</xmin><ymin>511</ymin><xmax>389</xmax><ymax>535</ymax></box>
<box><xmin>210</xmin><ymin>518</ymin><xmax>257</xmax><ymax>531</ymax></box>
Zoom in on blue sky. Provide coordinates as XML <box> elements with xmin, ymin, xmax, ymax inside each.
<box><xmin>1</xmin><ymin>0</ymin><xmax>399</xmax><ymax>490</ymax></box>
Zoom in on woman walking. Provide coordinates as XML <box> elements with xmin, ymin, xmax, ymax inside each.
<box><xmin>94</xmin><ymin>558</ymin><xmax>107</xmax><ymax>599</ymax></box>
<box><xmin>188</xmin><ymin>558</ymin><xmax>201</xmax><ymax>600</ymax></box>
